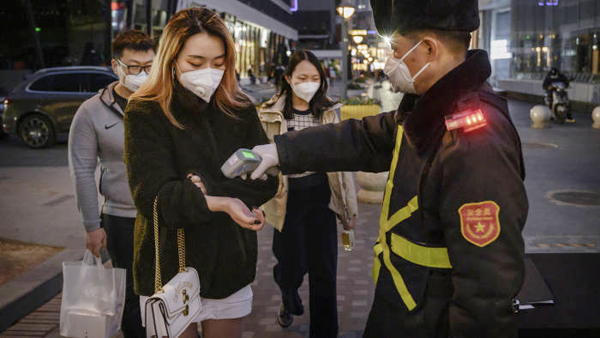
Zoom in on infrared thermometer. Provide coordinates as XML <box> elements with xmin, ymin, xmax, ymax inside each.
<box><xmin>221</xmin><ymin>148</ymin><xmax>263</xmax><ymax>179</ymax></box>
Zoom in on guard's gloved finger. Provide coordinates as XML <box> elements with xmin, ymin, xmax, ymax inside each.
<box><xmin>251</xmin><ymin>159</ymin><xmax>275</xmax><ymax>180</ymax></box>
<box><xmin>266</xmin><ymin>167</ymin><xmax>280</xmax><ymax>176</ymax></box>
<box><xmin>251</xmin><ymin>144</ymin><xmax>279</xmax><ymax>180</ymax></box>
<box><xmin>241</xmin><ymin>173</ymin><xmax>248</xmax><ymax>180</ymax></box>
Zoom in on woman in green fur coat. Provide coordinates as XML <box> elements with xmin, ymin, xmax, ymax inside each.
<box><xmin>124</xmin><ymin>8</ymin><xmax>278</xmax><ymax>338</ymax></box>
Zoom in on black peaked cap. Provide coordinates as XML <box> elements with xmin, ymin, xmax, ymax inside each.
<box><xmin>370</xmin><ymin>0</ymin><xmax>480</xmax><ymax>36</ymax></box>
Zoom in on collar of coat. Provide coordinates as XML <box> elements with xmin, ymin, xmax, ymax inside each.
<box><xmin>400</xmin><ymin>49</ymin><xmax>492</xmax><ymax>154</ymax></box>
<box><xmin>171</xmin><ymin>79</ymin><xmax>211</xmax><ymax>119</ymax></box>
<box><xmin>258</xmin><ymin>93</ymin><xmax>343</xmax><ymax>123</ymax></box>
<box><xmin>99</xmin><ymin>81</ymin><xmax>124</xmax><ymax>118</ymax></box>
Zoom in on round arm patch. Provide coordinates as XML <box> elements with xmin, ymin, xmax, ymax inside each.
<box><xmin>458</xmin><ymin>201</ymin><xmax>501</xmax><ymax>247</ymax></box>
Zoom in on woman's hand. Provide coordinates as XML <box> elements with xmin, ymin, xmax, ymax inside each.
<box><xmin>339</xmin><ymin>216</ymin><xmax>356</xmax><ymax>230</ymax></box>
<box><xmin>344</xmin><ymin>217</ymin><xmax>356</xmax><ymax>231</ymax></box>
<box><xmin>187</xmin><ymin>173</ymin><xmax>207</xmax><ymax>194</ymax></box>
<box><xmin>250</xmin><ymin>206</ymin><xmax>266</xmax><ymax>231</ymax></box>
<box><xmin>225</xmin><ymin>199</ymin><xmax>266</xmax><ymax>231</ymax></box>
<box><xmin>205</xmin><ymin>195</ymin><xmax>265</xmax><ymax>231</ymax></box>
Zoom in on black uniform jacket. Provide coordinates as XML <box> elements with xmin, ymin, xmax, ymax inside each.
<box><xmin>124</xmin><ymin>83</ymin><xmax>278</xmax><ymax>298</ymax></box>
<box><xmin>274</xmin><ymin>50</ymin><xmax>528</xmax><ymax>337</ymax></box>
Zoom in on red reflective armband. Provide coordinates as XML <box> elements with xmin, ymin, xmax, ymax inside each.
<box><xmin>445</xmin><ymin>109</ymin><xmax>487</xmax><ymax>132</ymax></box>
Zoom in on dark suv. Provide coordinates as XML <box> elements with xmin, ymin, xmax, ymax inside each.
<box><xmin>2</xmin><ymin>66</ymin><xmax>118</xmax><ymax>148</ymax></box>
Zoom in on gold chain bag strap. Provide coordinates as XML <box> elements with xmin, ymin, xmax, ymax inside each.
<box><xmin>144</xmin><ymin>196</ymin><xmax>202</xmax><ymax>338</ymax></box>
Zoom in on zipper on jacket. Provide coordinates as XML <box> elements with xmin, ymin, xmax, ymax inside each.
<box><xmin>99</xmin><ymin>167</ymin><xmax>106</xmax><ymax>195</ymax></box>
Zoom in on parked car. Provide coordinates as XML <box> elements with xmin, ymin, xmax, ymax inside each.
<box><xmin>2</xmin><ymin>66</ymin><xmax>118</xmax><ymax>148</ymax></box>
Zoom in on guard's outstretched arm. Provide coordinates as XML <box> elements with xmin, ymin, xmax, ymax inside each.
<box><xmin>273</xmin><ymin>111</ymin><xmax>398</xmax><ymax>174</ymax></box>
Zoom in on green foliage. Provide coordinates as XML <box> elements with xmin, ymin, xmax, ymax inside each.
<box><xmin>340</xmin><ymin>97</ymin><xmax>380</xmax><ymax>106</ymax></box>
<box><xmin>347</xmin><ymin>83</ymin><xmax>364</xmax><ymax>90</ymax></box>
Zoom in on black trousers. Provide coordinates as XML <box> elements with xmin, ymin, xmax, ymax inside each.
<box><xmin>273</xmin><ymin>174</ymin><xmax>339</xmax><ymax>338</ymax></box>
<box><xmin>363</xmin><ymin>271</ymin><xmax>453</xmax><ymax>338</ymax></box>
<box><xmin>101</xmin><ymin>213</ymin><xmax>145</xmax><ymax>338</ymax></box>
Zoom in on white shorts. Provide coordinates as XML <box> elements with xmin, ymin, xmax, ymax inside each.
<box><xmin>140</xmin><ymin>285</ymin><xmax>253</xmax><ymax>324</ymax></box>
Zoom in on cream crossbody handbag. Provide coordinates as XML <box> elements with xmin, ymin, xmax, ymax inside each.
<box><xmin>143</xmin><ymin>197</ymin><xmax>202</xmax><ymax>338</ymax></box>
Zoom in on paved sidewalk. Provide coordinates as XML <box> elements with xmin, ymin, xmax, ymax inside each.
<box><xmin>0</xmin><ymin>295</ymin><xmax>61</xmax><ymax>338</ymax></box>
<box><xmin>0</xmin><ymin>200</ymin><xmax>381</xmax><ymax>338</ymax></box>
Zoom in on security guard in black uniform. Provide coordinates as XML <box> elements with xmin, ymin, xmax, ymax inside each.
<box><xmin>249</xmin><ymin>0</ymin><xmax>529</xmax><ymax>337</ymax></box>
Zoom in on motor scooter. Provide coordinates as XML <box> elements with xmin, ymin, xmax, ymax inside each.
<box><xmin>545</xmin><ymin>82</ymin><xmax>570</xmax><ymax>124</ymax></box>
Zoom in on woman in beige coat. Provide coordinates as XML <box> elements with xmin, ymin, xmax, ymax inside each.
<box><xmin>258</xmin><ymin>50</ymin><xmax>358</xmax><ymax>338</ymax></box>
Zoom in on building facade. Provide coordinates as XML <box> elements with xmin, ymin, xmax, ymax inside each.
<box><xmin>0</xmin><ymin>0</ymin><xmax>175</xmax><ymax>94</ymax></box>
<box><xmin>511</xmin><ymin>0</ymin><xmax>600</xmax><ymax>81</ymax></box>
<box><xmin>479</xmin><ymin>0</ymin><xmax>600</xmax><ymax>104</ymax></box>
<box><xmin>294</xmin><ymin>0</ymin><xmax>336</xmax><ymax>51</ymax></box>
<box><xmin>0</xmin><ymin>0</ymin><xmax>295</xmax><ymax>94</ymax></box>
<box><xmin>478</xmin><ymin>0</ymin><xmax>512</xmax><ymax>86</ymax></box>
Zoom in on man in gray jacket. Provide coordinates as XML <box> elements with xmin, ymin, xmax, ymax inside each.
<box><xmin>68</xmin><ymin>30</ymin><xmax>155</xmax><ymax>337</ymax></box>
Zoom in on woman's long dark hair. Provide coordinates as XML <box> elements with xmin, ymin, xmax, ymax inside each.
<box><xmin>279</xmin><ymin>50</ymin><xmax>336</xmax><ymax>120</ymax></box>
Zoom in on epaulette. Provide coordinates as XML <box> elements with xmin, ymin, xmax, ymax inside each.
<box><xmin>445</xmin><ymin>91</ymin><xmax>487</xmax><ymax>132</ymax></box>
<box><xmin>445</xmin><ymin>109</ymin><xmax>487</xmax><ymax>132</ymax></box>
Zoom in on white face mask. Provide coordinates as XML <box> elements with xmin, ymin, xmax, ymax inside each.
<box><xmin>384</xmin><ymin>40</ymin><xmax>431</xmax><ymax>94</ymax></box>
<box><xmin>177</xmin><ymin>65</ymin><xmax>225</xmax><ymax>103</ymax></box>
<box><xmin>117</xmin><ymin>64</ymin><xmax>148</xmax><ymax>92</ymax></box>
<box><xmin>292</xmin><ymin>81</ymin><xmax>320</xmax><ymax>103</ymax></box>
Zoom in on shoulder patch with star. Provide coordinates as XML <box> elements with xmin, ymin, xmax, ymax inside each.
<box><xmin>458</xmin><ymin>201</ymin><xmax>501</xmax><ymax>247</ymax></box>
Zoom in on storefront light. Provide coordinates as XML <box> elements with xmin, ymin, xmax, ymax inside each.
<box><xmin>542</xmin><ymin>47</ymin><xmax>549</xmax><ymax>52</ymax></box>
<box><xmin>353</xmin><ymin>36</ymin><xmax>364</xmax><ymax>44</ymax></box>
<box><xmin>337</xmin><ymin>0</ymin><xmax>355</xmax><ymax>19</ymax></box>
